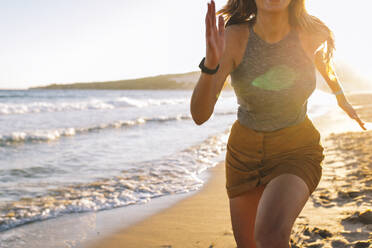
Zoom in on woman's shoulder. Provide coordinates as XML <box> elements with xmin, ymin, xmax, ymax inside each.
<box><xmin>225</xmin><ymin>19</ymin><xmax>250</xmax><ymax>60</ymax></box>
<box><xmin>225</xmin><ymin>20</ymin><xmax>251</xmax><ymax>33</ymax></box>
<box><xmin>224</xmin><ymin>20</ymin><xmax>251</xmax><ymax>68</ymax></box>
<box><xmin>224</xmin><ymin>20</ymin><xmax>251</xmax><ymax>47</ymax></box>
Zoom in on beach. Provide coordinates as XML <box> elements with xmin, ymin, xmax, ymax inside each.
<box><xmin>83</xmin><ymin>93</ymin><xmax>372</xmax><ymax>248</ymax></box>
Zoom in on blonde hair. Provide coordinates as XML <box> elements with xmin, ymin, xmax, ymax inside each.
<box><xmin>217</xmin><ymin>0</ymin><xmax>335</xmax><ymax>68</ymax></box>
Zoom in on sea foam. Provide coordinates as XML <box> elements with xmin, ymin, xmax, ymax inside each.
<box><xmin>0</xmin><ymin>97</ymin><xmax>187</xmax><ymax>115</ymax></box>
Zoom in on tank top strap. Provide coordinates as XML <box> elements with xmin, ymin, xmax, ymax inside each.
<box><xmin>248</xmin><ymin>24</ymin><xmax>256</xmax><ymax>39</ymax></box>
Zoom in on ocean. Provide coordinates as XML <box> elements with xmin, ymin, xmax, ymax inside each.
<box><xmin>0</xmin><ymin>88</ymin><xmax>339</xmax><ymax>246</ymax></box>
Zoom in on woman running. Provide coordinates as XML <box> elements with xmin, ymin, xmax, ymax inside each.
<box><xmin>190</xmin><ymin>0</ymin><xmax>367</xmax><ymax>247</ymax></box>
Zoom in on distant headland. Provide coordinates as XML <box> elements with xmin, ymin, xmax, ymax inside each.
<box><xmin>30</xmin><ymin>71</ymin><xmax>233</xmax><ymax>91</ymax></box>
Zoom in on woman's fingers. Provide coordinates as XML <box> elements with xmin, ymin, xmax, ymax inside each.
<box><xmin>204</xmin><ymin>0</ymin><xmax>224</xmax><ymax>67</ymax></box>
<box><xmin>339</xmin><ymin>102</ymin><xmax>366</xmax><ymax>130</ymax></box>
<box><xmin>218</xmin><ymin>15</ymin><xmax>225</xmax><ymax>37</ymax></box>
<box><xmin>205</xmin><ymin>1</ymin><xmax>216</xmax><ymax>35</ymax></box>
<box><xmin>350</xmin><ymin>110</ymin><xmax>367</xmax><ymax>130</ymax></box>
<box><xmin>206</xmin><ymin>2</ymin><xmax>215</xmax><ymax>36</ymax></box>
<box><xmin>211</xmin><ymin>0</ymin><xmax>216</xmax><ymax>28</ymax></box>
<box><xmin>205</xmin><ymin>3</ymin><xmax>211</xmax><ymax>37</ymax></box>
<box><xmin>210</xmin><ymin>2</ymin><xmax>217</xmax><ymax>37</ymax></box>
<box><xmin>210</xmin><ymin>0</ymin><xmax>225</xmax><ymax>40</ymax></box>
<box><xmin>355</xmin><ymin>116</ymin><xmax>367</xmax><ymax>130</ymax></box>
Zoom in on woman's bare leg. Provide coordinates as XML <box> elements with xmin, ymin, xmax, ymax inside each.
<box><xmin>254</xmin><ymin>173</ymin><xmax>310</xmax><ymax>248</ymax></box>
<box><xmin>229</xmin><ymin>184</ymin><xmax>266</xmax><ymax>248</ymax></box>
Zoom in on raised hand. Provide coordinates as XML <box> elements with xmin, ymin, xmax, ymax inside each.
<box><xmin>205</xmin><ymin>0</ymin><xmax>225</xmax><ymax>69</ymax></box>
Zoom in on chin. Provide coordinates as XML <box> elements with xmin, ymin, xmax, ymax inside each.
<box><xmin>258</xmin><ymin>0</ymin><xmax>291</xmax><ymax>12</ymax></box>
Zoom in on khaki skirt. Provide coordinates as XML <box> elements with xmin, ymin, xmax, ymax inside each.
<box><xmin>225</xmin><ymin>115</ymin><xmax>325</xmax><ymax>199</ymax></box>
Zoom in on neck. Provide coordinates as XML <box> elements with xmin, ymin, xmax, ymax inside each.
<box><xmin>254</xmin><ymin>9</ymin><xmax>290</xmax><ymax>43</ymax></box>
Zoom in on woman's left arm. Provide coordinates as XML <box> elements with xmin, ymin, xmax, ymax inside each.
<box><xmin>299</xmin><ymin>30</ymin><xmax>367</xmax><ymax>130</ymax></box>
<box><xmin>313</xmin><ymin>48</ymin><xmax>366</xmax><ymax>130</ymax></box>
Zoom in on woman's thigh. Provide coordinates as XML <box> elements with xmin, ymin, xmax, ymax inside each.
<box><xmin>254</xmin><ymin>173</ymin><xmax>310</xmax><ymax>245</ymax></box>
<box><xmin>229</xmin><ymin>183</ymin><xmax>266</xmax><ymax>248</ymax></box>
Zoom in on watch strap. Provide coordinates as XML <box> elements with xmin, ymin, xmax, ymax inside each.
<box><xmin>199</xmin><ymin>57</ymin><xmax>220</xmax><ymax>74</ymax></box>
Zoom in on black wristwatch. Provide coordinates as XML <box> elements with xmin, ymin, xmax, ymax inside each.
<box><xmin>199</xmin><ymin>57</ymin><xmax>220</xmax><ymax>75</ymax></box>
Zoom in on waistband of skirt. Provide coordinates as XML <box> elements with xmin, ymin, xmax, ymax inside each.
<box><xmin>235</xmin><ymin>114</ymin><xmax>314</xmax><ymax>137</ymax></box>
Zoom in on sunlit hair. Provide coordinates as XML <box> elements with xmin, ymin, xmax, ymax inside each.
<box><xmin>217</xmin><ymin>0</ymin><xmax>335</xmax><ymax>70</ymax></box>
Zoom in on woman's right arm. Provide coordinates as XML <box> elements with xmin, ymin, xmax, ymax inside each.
<box><xmin>190</xmin><ymin>0</ymin><xmax>236</xmax><ymax>125</ymax></box>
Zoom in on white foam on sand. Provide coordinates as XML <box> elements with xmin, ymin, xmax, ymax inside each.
<box><xmin>0</xmin><ymin>190</ymin><xmax>200</xmax><ymax>248</ymax></box>
<box><xmin>0</xmin><ymin>167</ymin><xmax>213</xmax><ymax>248</ymax></box>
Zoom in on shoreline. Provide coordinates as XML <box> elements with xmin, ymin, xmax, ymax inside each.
<box><xmin>84</xmin><ymin>160</ymin><xmax>235</xmax><ymax>248</ymax></box>
<box><xmin>0</xmin><ymin>160</ymin><xmax>218</xmax><ymax>248</ymax></box>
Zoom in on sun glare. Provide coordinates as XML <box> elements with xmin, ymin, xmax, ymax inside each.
<box><xmin>306</xmin><ymin>0</ymin><xmax>372</xmax><ymax>82</ymax></box>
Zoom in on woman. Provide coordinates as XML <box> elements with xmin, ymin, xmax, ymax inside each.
<box><xmin>190</xmin><ymin>0</ymin><xmax>367</xmax><ymax>247</ymax></box>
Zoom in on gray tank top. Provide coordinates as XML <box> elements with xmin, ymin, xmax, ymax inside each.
<box><xmin>230</xmin><ymin>24</ymin><xmax>316</xmax><ymax>132</ymax></box>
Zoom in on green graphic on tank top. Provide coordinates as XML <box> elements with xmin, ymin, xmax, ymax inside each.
<box><xmin>251</xmin><ymin>65</ymin><xmax>297</xmax><ymax>91</ymax></box>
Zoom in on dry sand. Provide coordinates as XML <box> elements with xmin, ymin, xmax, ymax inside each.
<box><xmin>86</xmin><ymin>95</ymin><xmax>372</xmax><ymax>248</ymax></box>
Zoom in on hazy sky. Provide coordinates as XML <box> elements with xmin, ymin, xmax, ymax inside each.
<box><xmin>1</xmin><ymin>0</ymin><xmax>371</xmax><ymax>89</ymax></box>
